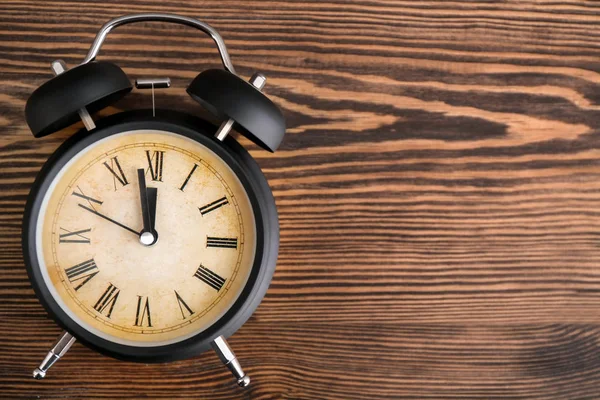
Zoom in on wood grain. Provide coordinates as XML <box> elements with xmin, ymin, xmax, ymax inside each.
<box><xmin>2</xmin><ymin>0</ymin><xmax>600</xmax><ymax>398</ymax></box>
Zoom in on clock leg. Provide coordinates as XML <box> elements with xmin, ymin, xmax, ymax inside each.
<box><xmin>32</xmin><ymin>331</ymin><xmax>76</xmax><ymax>379</ymax></box>
<box><xmin>211</xmin><ymin>336</ymin><xmax>250</xmax><ymax>387</ymax></box>
<box><xmin>214</xmin><ymin>73</ymin><xmax>267</xmax><ymax>141</ymax></box>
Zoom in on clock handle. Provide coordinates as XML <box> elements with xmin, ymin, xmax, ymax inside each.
<box><xmin>211</xmin><ymin>336</ymin><xmax>250</xmax><ymax>387</ymax></box>
<box><xmin>32</xmin><ymin>331</ymin><xmax>76</xmax><ymax>379</ymax></box>
<box><xmin>81</xmin><ymin>13</ymin><xmax>236</xmax><ymax>75</ymax></box>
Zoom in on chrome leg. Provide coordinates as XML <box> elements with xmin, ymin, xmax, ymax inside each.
<box><xmin>211</xmin><ymin>336</ymin><xmax>250</xmax><ymax>387</ymax></box>
<box><xmin>214</xmin><ymin>73</ymin><xmax>267</xmax><ymax>141</ymax></box>
<box><xmin>33</xmin><ymin>331</ymin><xmax>76</xmax><ymax>379</ymax></box>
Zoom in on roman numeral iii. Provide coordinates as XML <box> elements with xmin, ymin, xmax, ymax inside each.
<box><xmin>146</xmin><ymin>150</ymin><xmax>164</xmax><ymax>181</ymax></box>
<box><xmin>64</xmin><ymin>258</ymin><xmax>99</xmax><ymax>291</ymax></box>
<box><xmin>206</xmin><ymin>236</ymin><xmax>238</xmax><ymax>249</ymax></box>
<box><xmin>59</xmin><ymin>227</ymin><xmax>91</xmax><ymax>244</ymax></box>
<box><xmin>94</xmin><ymin>283</ymin><xmax>120</xmax><ymax>318</ymax></box>
<box><xmin>103</xmin><ymin>156</ymin><xmax>128</xmax><ymax>189</ymax></box>
<box><xmin>199</xmin><ymin>196</ymin><xmax>229</xmax><ymax>215</ymax></box>
<box><xmin>194</xmin><ymin>265</ymin><xmax>226</xmax><ymax>291</ymax></box>
<box><xmin>134</xmin><ymin>295</ymin><xmax>152</xmax><ymax>327</ymax></box>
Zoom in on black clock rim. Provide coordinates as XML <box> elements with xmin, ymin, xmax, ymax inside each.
<box><xmin>22</xmin><ymin>110</ymin><xmax>279</xmax><ymax>363</ymax></box>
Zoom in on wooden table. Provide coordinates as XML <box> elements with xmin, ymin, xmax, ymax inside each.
<box><xmin>2</xmin><ymin>1</ymin><xmax>600</xmax><ymax>398</ymax></box>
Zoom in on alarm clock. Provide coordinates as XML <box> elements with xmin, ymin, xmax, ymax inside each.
<box><xmin>22</xmin><ymin>13</ymin><xmax>284</xmax><ymax>387</ymax></box>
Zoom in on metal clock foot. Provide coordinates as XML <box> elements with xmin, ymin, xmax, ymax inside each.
<box><xmin>33</xmin><ymin>331</ymin><xmax>76</xmax><ymax>379</ymax></box>
<box><xmin>211</xmin><ymin>336</ymin><xmax>250</xmax><ymax>387</ymax></box>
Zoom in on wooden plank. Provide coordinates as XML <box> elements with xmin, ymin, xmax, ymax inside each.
<box><xmin>2</xmin><ymin>1</ymin><xmax>600</xmax><ymax>398</ymax></box>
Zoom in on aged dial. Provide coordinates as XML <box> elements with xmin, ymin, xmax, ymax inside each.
<box><xmin>36</xmin><ymin>130</ymin><xmax>256</xmax><ymax>346</ymax></box>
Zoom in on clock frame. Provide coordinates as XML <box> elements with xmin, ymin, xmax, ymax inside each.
<box><xmin>22</xmin><ymin>110</ymin><xmax>279</xmax><ymax>363</ymax></box>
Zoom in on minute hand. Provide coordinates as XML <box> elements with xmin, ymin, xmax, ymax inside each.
<box><xmin>78</xmin><ymin>204</ymin><xmax>139</xmax><ymax>236</ymax></box>
<box><xmin>137</xmin><ymin>169</ymin><xmax>152</xmax><ymax>233</ymax></box>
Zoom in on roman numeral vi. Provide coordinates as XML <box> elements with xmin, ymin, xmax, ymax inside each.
<box><xmin>134</xmin><ymin>295</ymin><xmax>152</xmax><ymax>327</ymax></box>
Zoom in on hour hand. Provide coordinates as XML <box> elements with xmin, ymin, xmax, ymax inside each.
<box><xmin>147</xmin><ymin>187</ymin><xmax>157</xmax><ymax>232</ymax></box>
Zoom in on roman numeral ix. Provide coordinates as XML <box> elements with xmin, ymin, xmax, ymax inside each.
<box><xmin>103</xmin><ymin>156</ymin><xmax>128</xmax><ymax>190</ymax></box>
<box><xmin>146</xmin><ymin>150</ymin><xmax>164</xmax><ymax>182</ymax></box>
<box><xmin>64</xmin><ymin>258</ymin><xmax>99</xmax><ymax>291</ymax></box>
<box><xmin>94</xmin><ymin>283</ymin><xmax>120</xmax><ymax>318</ymax></box>
<box><xmin>199</xmin><ymin>196</ymin><xmax>229</xmax><ymax>216</ymax></box>
<box><xmin>59</xmin><ymin>227</ymin><xmax>91</xmax><ymax>244</ymax></box>
<box><xmin>194</xmin><ymin>265</ymin><xmax>226</xmax><ymax>292</ymax></box>
<box><xmin>206</xmin><ymin>236</ymin><xmax>238</xmax><ymax>249</ymax></box>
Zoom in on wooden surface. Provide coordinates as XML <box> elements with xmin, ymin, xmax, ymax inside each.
<box><xmin>2</xmin><ymin>0</ymin><xmax>600</xmax><ymax>398</ymax></box>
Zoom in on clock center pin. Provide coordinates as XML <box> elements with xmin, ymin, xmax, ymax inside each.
<box><xmin>139</xmin><ymin>231</ymin><xmax>157</xmax><ymax>246</ymax></box>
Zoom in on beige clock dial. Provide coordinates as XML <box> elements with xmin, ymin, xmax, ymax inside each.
<box><xmin>36</xmin><ymin>130</ymin><xmax>256</xmax><ymax>346</ymax></box>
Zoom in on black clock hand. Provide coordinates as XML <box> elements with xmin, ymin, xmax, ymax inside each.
<box><xmin>147</xmin><ymin>187</ymin><xmax>157</xmax><ymax>232</ymax></box>
<box><xmin>137</xmin><ymin>169</ymin><xmax>152</xmax><ymax>234</ymax></box>
<box><xmin>78</xmin><ymin>204</ymin><xmax>139</xmax><ymax>236</ymax></box>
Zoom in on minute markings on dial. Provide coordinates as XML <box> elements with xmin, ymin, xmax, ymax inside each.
<box><xmin>93</xmin><ymin>283</ymin><xmax>120</xmax><ymax>318</ymax></box>
<box><xmin>64</xmin><ymin>258</ymin><xmax>99</xmax><ymax>291</ymax></box>
<box><xmin>199</xmin><ymin>196</ymin><xmax>229</xmax><ymax>215</ymax></box>
<box><xmin>103</xmin><ymin>156</ymin><xmax>128</xmax><ymax>189</ymax></box>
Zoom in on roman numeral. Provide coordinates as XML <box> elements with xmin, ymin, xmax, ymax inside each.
<box><xmin>72</xmin><ymin>186</ymin><xmax>102</xmax><ymax>211</ymax></box>
<box><xmin>134</xmin><ymin>295</ymin><xmax>152</xmax><ymax>327</ymax></box>
<box><xmin>103</xmin><ymin>156</ymin><xmax>128</xmax><ymax>189</ymax></box>
<box><xmin>93</xmin><ymin>283</ymin><xmax>120</xmax><ymax>318</ymax></box>
<box><xmin>199</xmin><ymin>196</ymin><xmax>229</xmax><ymax>216</ymax></box>
<box><xmin>179</xmin><ymin>164</ymin><xmax>198</xmax><ymax>191</ymax></box>
<box><xmin>64</xmin><ymin>258</ymin><xmax>99</xmax><ymax>291</ymax></box>
<box><xmin>194</xmin><ymin>265</ymin><xmax>226</xmax><ymax>291</ymax></box>
<box><xmin>146</xmin><ymin>150</ymin><xmax>164</xmax><ymax>182</ymax></box>
<box><xmin>59</xmin><ymin>227</ymin><xmax>91</xmax><ymax>244</ymax></box>
<box><xmin>174</xmin><ymin>290</ymin><xmax>194</xmax><ymax>320</ymax></box>
<box><xmin>206</xmin><ymin>236</ymin><xmax>238</xmax><ymax>249</ymax></box>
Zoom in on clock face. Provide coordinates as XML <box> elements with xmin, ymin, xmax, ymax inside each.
<box><xmin>35</xmin><ymin>129</ymin><xmax>256</xmax><ymax>346</ymax></box>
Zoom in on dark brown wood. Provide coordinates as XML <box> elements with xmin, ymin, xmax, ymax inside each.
<box><xmin>2</xmin><ymin>1</ymin><xmax>600</xmax><ymax>398</ymax></box>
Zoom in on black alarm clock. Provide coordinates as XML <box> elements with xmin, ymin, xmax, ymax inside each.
<box><xmin>22</xmin><ymin>13</ymin><xmax>284</xmax><ymax>387</ymax></box>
